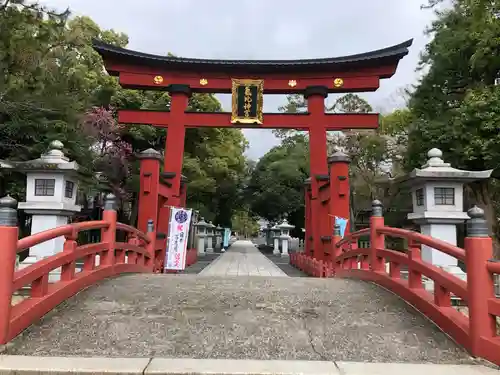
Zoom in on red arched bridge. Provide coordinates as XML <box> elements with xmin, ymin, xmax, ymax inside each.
<box><xmin>0</xmin><ymin>194</ymin><xmax>499</xmax><ymax>366</ymax></box>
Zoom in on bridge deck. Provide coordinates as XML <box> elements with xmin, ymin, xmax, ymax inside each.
<box><xmin>8</xmin><ymin>272</ymin><xmax>479</xmax><ymax>363</ymax></box>
<box><xmin>200</xmin><ymin>240</ymin><xmax>287</xmax><ymax>277</ymax></box>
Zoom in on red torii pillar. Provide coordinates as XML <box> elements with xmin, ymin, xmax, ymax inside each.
<box><xmin>328</xmin><ymin>151</ymin><xmax>351</xmax><ymax>234</ymax></box>
<box><xmin>305</xmin><ymin>86</ymin><xmax>329</xmax><ymax>260</ymax></box>
<box><xmin>304</xmin><ymin>178</ymin><xmax>312</xmax><ymax>256</ymax></box>
<box><xmin>156</xmin><ymin>85</ymin><xmax>191</xmax><ymax>235</ymax></box>
<box><xmin>164</xmin><ymin>84</ymin><xmax>191</xmax><ymax>207</ymax></box>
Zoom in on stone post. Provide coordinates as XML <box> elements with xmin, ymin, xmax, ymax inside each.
<box><xmin>206</xmin><ymin>222</ymin><xmax>215</xmax><ymax>253</ymax></box>
<box><xmin>195</xmin><ymin>219</ymin><xmax>209</xmax><ymax>257</ymax></box>
<box><xmin>215</xmin><ymin>225</ymin><xmax>223</xmax><ymax>251</ymax></box>
<box><xmin>278</xmin><ymin>219</ymin><xmax>295</xmax><ymax>258</ymax></box>
<box><xmin>272</xmin><ymin>225</ymin><xmax>280</xmax><ymax>255</ymax></box>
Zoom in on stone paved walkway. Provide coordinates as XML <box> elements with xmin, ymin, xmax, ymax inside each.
<box><xmin>199</xmin><ymin>240</ymin><xmax>287</xmax><ymax>277</ymax></box>
<box><xmin>8</xmin><ymin>275</ymin><xmax>482</xmax><ymax>364</ymax></box>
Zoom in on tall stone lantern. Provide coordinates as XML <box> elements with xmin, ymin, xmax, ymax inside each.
<box><xmin>206</xmin><ymin>221</ymin><xmax>215</xmax><ymax>253</ymax></box>
<box><xmin>0</xmin><ymin>141</ymin><xmax>81</xmax><ymax>278</ymax></box>
<box><xmin>278</xmin><ymin>219</ymin><xmax>295</xmax><ymax>257</ymax></box>
<box><xmin>398</xmin><ymin>148</ymin><xmax>492</xmax><ymax>280</ymax></box>
<box><xmin>195</xmin><ymin>218</ymin><xmax>209</xmax><ymax>256</ymax></box>
<box><xmin>215</xmin><ymin>225</ymin><xmax>223</xmax><ymax>251</ymax></box>
<box><xmin>271</xmin><ymin>225</ymin><xmax>281</xmax><ymax>255</ymax></box>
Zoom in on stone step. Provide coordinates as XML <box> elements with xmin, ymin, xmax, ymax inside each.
<box><xmin>0</xmin><ymin>356</ymin><xmax>496</xmax><ymax>375</ymax></box>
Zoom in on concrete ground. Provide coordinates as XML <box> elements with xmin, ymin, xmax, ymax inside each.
<box><xmin>8</xmin><ymin>277</ymin><xmax>480</xmax><ymax>363</ymax></box>
<box><xmin>0</xmin><ymin>356</ymin><xmax>497</xmax><ymax>375</ymax></box>
<box><xmin>180</xmin><ymin>253</ymin><xmax>221</xmax><ymax>274</ymax></box>
<box><xmin>263</xmin><ymin>253</ymin><xmax>308</xmax><ymax>277</ymax></box>
<box><xmin>4</xmin><ymin>241</ymin><xmax>491</xmax><ymax>369</ymax></box>
<box><xmin>200</xmin><ymin>241</ymin><xmax>287</xmax><ymax>277</ymax></box>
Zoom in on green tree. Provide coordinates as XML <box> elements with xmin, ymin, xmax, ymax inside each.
<box><xmin>0</xmin><ymin>1</ymin><xmax>249</xmax><ymax>231</ymax></box>
<box><xmin>246</xmin><ymin>134</ymin><xmax>309</xmax><ymax>235</ymax></box>
<box><xmin>405</xmin><ymin>0</ymin><xmax>500</xmax><ymax>253</ymax></box>
<box><xmin>231</xmin><ymin>209</ymin><xmax>260</xmax><ymax>238</ymax></box>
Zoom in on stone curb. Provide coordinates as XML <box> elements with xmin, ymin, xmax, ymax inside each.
<box><xmin>0</xmin><ymin>356</ymin><xmax>497</xmax><ymax>375</ymax></box>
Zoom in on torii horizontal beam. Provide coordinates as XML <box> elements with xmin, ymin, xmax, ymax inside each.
<box><xmin>118</xmin><ymin>110</ymin><xmax>380</xmax><ymax>130</ymax></box>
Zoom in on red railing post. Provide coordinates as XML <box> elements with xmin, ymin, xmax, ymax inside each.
<box><xmin>465</xmin><ymin>206</ymin><xmax>496</xmax><ymax>356</ymax></box>
<box><xmin>61</xmin><ymin>227</ymin><xmax>78</xmax><ymax>281</ymax></box>
<box><xmin>145</xmin><ymin>219</ymin><xmax>156</xmax><ymax>270</ymax></box>
<box><xmin>101</xmin><ymin>194</ymin><xmax>117</xmax><ymax>267</ymax></box>
<box><xmin>370</xmin><ymin>200</ymin><xmax>385</xmax><ymax>272</ymax></box>
<box><xmin>408</xmin><ymin>239</ymin><xmax>423</xmax><ymax>289</ymax></box>
<box><xmin>0</xmin><ymin>196</ymin><xmax>18</xmax><ymax>345</ymax></box>
<box><xmin>332</xmin><ymin>224</ymin><xmax>342</xmax><ymax>272</ymax></box>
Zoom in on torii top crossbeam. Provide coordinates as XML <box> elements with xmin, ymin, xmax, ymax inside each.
<box><xmin>93</xmin><ymin>39</ymin><xmax>412</xmax><ymax>94</ymax></box>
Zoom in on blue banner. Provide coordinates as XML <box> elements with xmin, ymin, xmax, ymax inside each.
<box><xmin>335</xmin><ymin>216</ymin><xmax>348</xmax><ymax>238</ymax></box>
<box><xmin>223</xmin><ymin>228</ymin><xmax>231</xmax><ymax>248</ymax></box>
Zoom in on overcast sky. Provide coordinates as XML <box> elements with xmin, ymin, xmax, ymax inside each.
<box><xmin>42</xmin><ymin>0</ymin><xmax>437</xmax><ymax>160</ymax></box>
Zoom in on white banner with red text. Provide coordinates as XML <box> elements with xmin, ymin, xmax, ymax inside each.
<box><xmin>165</xmin><ymin>207</ymin><xmax>193</xmax><ymax>271</ymax></box>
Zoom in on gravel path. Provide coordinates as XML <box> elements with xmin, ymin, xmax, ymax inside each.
<box><xmin>8</xmin><ymin>274</ymin><xmax>480</xmax><ymax>364</ymax></box>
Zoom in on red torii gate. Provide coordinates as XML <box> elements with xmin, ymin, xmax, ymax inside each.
<box><xmin>93</xmin><ymin>39</ymin><xmax>412</xmax><ymax>259</ymax></box>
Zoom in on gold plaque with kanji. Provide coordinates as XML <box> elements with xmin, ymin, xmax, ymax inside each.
<box><xmin>231</xmin><ymin>79</ymin><xmax>264</xmax><ymax>124</ymax></box>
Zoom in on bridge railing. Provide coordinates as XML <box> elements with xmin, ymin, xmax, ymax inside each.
<box><xmin>0</xmin><ymin>194</ymin><xmax>160</xmax><ymax>346</ymax></box>
<box><xmin>290</xmin><ymin>200</ymin><xmax>500</xmax><ymax>365</ymax></box>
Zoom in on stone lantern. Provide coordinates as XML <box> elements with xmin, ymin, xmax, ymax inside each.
<box><xmin>0</xmin><ymin>141</ymin><xmax>81</xmax><ymax>279</ymax></box>
<box><xmin>206</xmin><ymin>221</ymin><xmax>216</xmax><ymax>253</ymax></box>
<box><xmin>271</xmin><ymin>225</ymin><xmax>281</xmax><ymax>255</ymax></box>
<box><xmin>398</xmin><ymin>148</ymin><xmax>492</xmax><ymax>281</ymax></box>
<box><xmin>278</xmin><ymin>219</ymin><xmax>295</xmax><ymax>257</ymax></box>
<box><xmin>215</xmin><ymin>225</ymin><xmax>223</xmax><ymax>251</ymax></box>
<box><xmin>263</xmin><ymin>224</ymin><xmax>273</xmax><ymax>247</ymax></box>
<box><xmin>195</xmin><ymin>218</ymin><xmax>209</xmax><ymax>256</ymax></box>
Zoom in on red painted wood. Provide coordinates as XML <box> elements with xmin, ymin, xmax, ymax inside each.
<box><xmin>0</xmin><ymin>226</ymin><xmax>17</xmax><ymax>344</ymax></box>
<box><xmin>291</xmin><ymin>215</ymin><xmax>500</xmax><ymax>365</ymax></box>
<box><xmin>107</xmin><ymin>60</ymin><xmax>399</xmax><ymax>79</ymax></box>
<box><xmin>336</xmin><ymin>268</ymin><xmax>471</xmax><ymax>351</ymax></box>
<box><xmin>165</xmin><ymin>92</ymin><xmax>189</xmax><ymax>206</ymax></box>
<box><xmin>466</xmin><ymin>236</ymin><xmax>497</xmax><ymax>357</ymax></box>
<box><xmin>0</xmin><ymin>203</ymin><xmax>170</xmax><ymax>345</ymax></box>
<box><xmin>118</xmin><ymin>71</ymin><xmax>383</xmax><ymax>93</ymax></box>
<box><xmin>116</xmin><ymin>223</ymin><xmax>151</xmax><ymax>243</ymax></box>
<box><xmin>329</xmin><ymin>158</ymin><xmax>351</xmax><ymax>232</ymax></box>
<box><xmin>138</xmin><ymin>155</ymin><xmax>161</xmax><ymax>234</ymax></box>
<box><xmin>118</xmin><ymin>110</ymin><xmax>380</xmax><ymax>130</ymax></box>
<box><xmin>370</xmin><ymin>216</ymin><xmax>385</xmax><ymax>272</ymax></box>
<box><xmin>307</xmin><ymin>93</ymin><xmax>329</xmax><ymax>261</ymax></box>
<box><xmin>16</xmin><ymin>221</ymin><xmax>108</xmax><ymax>253</ymax></box>
<box><xmin>377</xmin><ymin>227</ymin><xmax>466</xmax><ymax>261</ymax></box>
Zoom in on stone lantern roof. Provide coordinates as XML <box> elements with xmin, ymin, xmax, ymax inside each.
<box><xmin>278</xmin><ymin>219</ymin><xmax>295</xmax><ymax>230</ymax></box>
<box><xmin>0</xmin><ymin>140</ymin><xmax>79</xmax><ymax>176</ymax></box>
<box><xmin>398</xmin><ymin>148</ymin><xmax>492</xmax><ymax>185</ymax></box>
<box><xmin>195</xmin><ymin>218</ymin><xmax>209</xmax><ymax>228</ymax></box>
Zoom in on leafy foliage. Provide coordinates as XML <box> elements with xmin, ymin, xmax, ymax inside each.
<box><xmin>0</xmin><ymin>1</ymin><xmax>249</xmax><ymax>229</ymax></box>
<box><xmin>246</xmin><ymin>134</ymin><xmax>309</xmax><ymax>235</ymax></box>
<box><xmin>405</xmin><ymin>0</ymin><xmax>500</xmax><ymax>252</ymax></box>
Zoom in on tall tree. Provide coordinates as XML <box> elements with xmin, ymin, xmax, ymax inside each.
<box><xmin>405</xmin><ymin>0</ymin><xmax>500</xmax><ymax>253</ymax></box>
<box><xmin>246</xmin><ymin>134</ymin><xmax>309</xmax><ymax>236</ymax></box>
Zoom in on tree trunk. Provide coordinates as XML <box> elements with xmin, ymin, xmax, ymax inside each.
<box><xmin>467</xmin><ymin>180</ymin><xmax>500</xmax><ymax>259</ymax></box>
